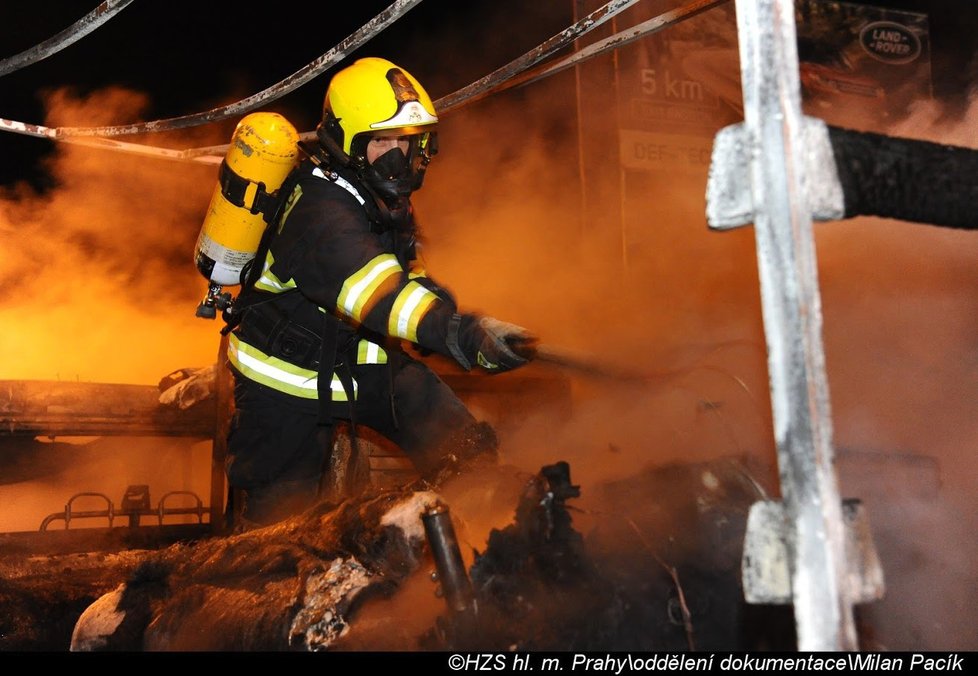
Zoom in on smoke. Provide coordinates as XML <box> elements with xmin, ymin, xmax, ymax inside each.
<box><xmin>806</xmin><ymin>92</ymin><xmax>978</xmax><ymax>649</ymax></box>
<box><xmin>1</xmin><ymin>1</ymin><xmax>975</xmax><ymax>650</ymax></box>
<box><xmin>0</xmin><ymin>437</ymin><xmax>213</xmax><ymax>534</ymax></box>
<box><xmin>657</xmin><ymin>16</ymin><xmax>978</xmax><ymax>648</ymax></box>
<box><xmin>0</xmin><ymin>86</ymin><xmax>225</xmax><ymax>383</ymax></box>
<box><xmin>0</xmin><ymin>86</ymin><xmax>227</xmax><ymax>533</ymax></box>
<box><xmin>412</xmin><ymin>10</ymin><xmax>978</xmax><ymax>649</ymax></box>
<box><xmin>412</xmin><ymin>77</ymin><xmax>775</xmax><ymax>495</ymax></box>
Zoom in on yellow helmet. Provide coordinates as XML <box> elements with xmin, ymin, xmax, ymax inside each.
<box><xmin>317</xmin><ymin>57</ymin><xmax>438</xmax><ymax>198</ymax></box>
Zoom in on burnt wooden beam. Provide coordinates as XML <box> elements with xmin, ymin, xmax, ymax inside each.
<box><xmin>709</xmin><ymin>120</ymin><xmax>978</xmax><ymax>233</ymax></box>
<box><xmin>828</xmin><ymin>125</ymin><xmax>978</xmax><ymax>230</ymax></box>
<box><xmin>0</xmin><ymin>380</ymin><xmax>215</xmax><ymax>438</ymax></box>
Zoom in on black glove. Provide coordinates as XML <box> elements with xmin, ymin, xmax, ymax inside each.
<box><xmin>447</xmin><ymin>313</ymin><xmax>538</xmax><ymax>373</ymax></box>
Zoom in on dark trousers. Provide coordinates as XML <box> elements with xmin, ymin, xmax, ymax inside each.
<box><xmin>225</xmin><ymin>352</ymin><xmax>490</xmax><ymax>525</ymax></box>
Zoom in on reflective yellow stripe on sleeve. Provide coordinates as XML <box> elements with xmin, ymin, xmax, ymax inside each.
<box><xmin>228</xmin><ymin>333</ymin><xmax>356</xmax><ymax>401</ymax></box>
<box><xmin>388</xmin><ymin>281</ymin><xmax>439</xmax><ymax>342</ymax></box>
<box><xmin>337</xmin><ymin>253</ymin><xmax>401</xmax><ymax>322</ymax></box>
<box><xmin>254</xmin><ymin>250</ymin><xmax>297</xmax><ymax>293</ymax></box>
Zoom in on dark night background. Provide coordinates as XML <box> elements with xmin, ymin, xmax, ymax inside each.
<box><xmin>0</xmin><ymin>0</ymin><xmax>574</xmax><ymax>190</ymax></box>
<box><xmin>1</xmin><ymin>0</ymin><xmax>977</xmax><ymax>191</ymax></box>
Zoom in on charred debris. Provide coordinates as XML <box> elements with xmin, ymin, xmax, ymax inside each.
<box><xmin>0</xmin><ymin>454</ymin><xmax>795</xmax><ymax>652</ymax></box>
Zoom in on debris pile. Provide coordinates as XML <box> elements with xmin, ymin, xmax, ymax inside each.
<box><xmin>0</xmin><ymin>457</ymin><xmax>791</xmax><ymax>651</ymax></box>
<box><xmin>421</xmin><ymin>458</ymin><xmax>793</xmax><ymax>652</ymax></box>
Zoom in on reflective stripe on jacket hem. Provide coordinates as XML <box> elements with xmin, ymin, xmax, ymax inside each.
<box><xmin>228</xmin><ymin>333</ymin><xmax>357</xmax><ymax>401</ymax></box>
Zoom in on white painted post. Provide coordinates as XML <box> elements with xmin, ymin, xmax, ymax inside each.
<box><xmin>732</xmin><ymin>0</ymin><xmax>857</xmax><ymax>650</ymax></box>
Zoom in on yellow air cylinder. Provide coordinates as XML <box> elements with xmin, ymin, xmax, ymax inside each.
<box><xmin>194</xmin><ymin>112</ymin><xmax>299</xmax><ymax>287</ymax></box>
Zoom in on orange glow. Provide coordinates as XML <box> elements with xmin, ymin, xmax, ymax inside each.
<box><xmin>2</xmin><ymin>34</ymin><xmax>978</xmax><ymax>648</ymax></box>
<box><xmin>0</xmin><ymin>86</ymin><xmax>228</xmax><ymax>385</ymax></box>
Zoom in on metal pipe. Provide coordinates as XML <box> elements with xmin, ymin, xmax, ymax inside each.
<box><xmin>422</xmin><ymin>502</ymin><xmax>474</xmax><ymax>615</ymax></box>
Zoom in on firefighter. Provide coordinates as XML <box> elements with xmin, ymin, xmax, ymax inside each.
<box><xmin>223</xmin><ymin>57</ymin><xmax>537</xmax><ymax>527</ymax></box>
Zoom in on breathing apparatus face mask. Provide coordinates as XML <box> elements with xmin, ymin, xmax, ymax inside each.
<box><xmin>353</xmin><ymin>131</ymin><xmax>437</xmax><ymax>200</ymax></box>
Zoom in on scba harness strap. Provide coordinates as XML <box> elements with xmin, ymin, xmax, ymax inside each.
<box><xmin>219</xmin><ymin>159</ymin><xmax>313</xmax><ymax>336</ymax></box>
<box><xmin>218</xmin><ymin>159</ymin><xmax>281</xmax><ymax>222</ymax></box>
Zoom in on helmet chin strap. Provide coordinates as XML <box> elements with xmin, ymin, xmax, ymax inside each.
<box><xmin>361</xmin><ymin>178</ymin><xmax>413</xmax><ymax>232</ymax></box>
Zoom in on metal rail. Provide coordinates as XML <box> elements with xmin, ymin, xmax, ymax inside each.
<box><xmin>39</xmin><ymin>486</ymin><xmax>207</xmax><ymax>531</ymax></box>
<box><xmin>0</xmin><ymin>1</ymin><xmax>136</xmax><ymax>78</ymax></box>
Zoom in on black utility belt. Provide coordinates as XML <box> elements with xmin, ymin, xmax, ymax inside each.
<box><xmin>236</xmin><ymin>302</ymin><xmax>324</xmax><ymax>371</ymax></box>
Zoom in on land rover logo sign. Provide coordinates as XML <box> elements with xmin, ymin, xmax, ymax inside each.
<box><xmin>859</xmin><ymin>21</ymin><xmax>921</xmax><ymax>64</ymax></box>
